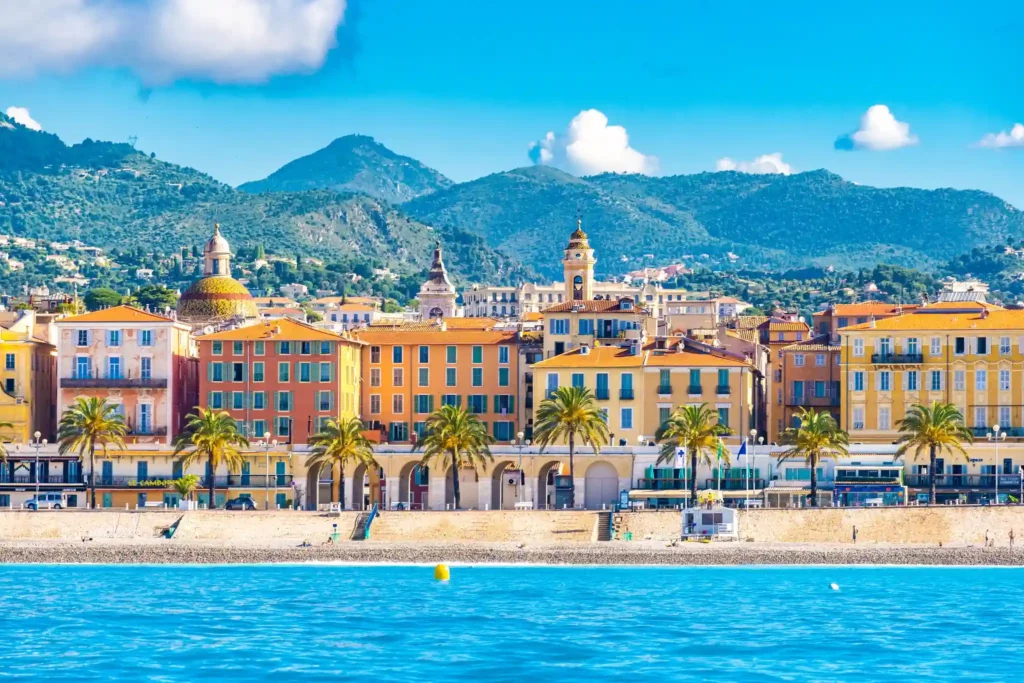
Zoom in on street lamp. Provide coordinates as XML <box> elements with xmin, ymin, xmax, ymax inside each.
<box><xmin>515</xmin><ymin>431</ymin><xmax>527</xmax><ymax>504</ymax></box>
<box><xmin>747</xmin><ymin>428</ymin><xmax>758</xmax><ymax>509</ymax></box>
<box><xmin>30</xmin><ymin>431</ymin><xmax>46</xmax><ymax>508</ymax></box>
<box><xmin>988</xmin><ymin>424</ymin><xmax>1006</xmax><ymax>505</ymax></box>
<box><xmin>261</xmin><ymin>431</ymin><xmax>278</xmax><ymax>510</ymax></box>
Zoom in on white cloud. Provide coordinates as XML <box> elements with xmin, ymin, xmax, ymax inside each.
<box><xmin>0</xmin><ymin>0</ymin><xmax>347</xmax><ymax>85</ymax></box>
<box><xmin>978</xmin><ymin>123</ymin><xmax>1024</xmax><ymax>149</ymax></box>
<box><xmin>529</xmin><ymin>109</ymin><xmax>657</xmax><ymax>176</ymax></box>
<box><xmin>716</xmin><ymin>152</ymin><xmax>791</xmax><ymax>175</ymax></box>
<box><xmin>835</xmin><ymin>104</ymin><xmax>919</xmax><ymax>151</ymax></box>
<box><xmin>5</xmin><ymin>106</ymin><xmax>43</xmax><ymax>131</ymax></box>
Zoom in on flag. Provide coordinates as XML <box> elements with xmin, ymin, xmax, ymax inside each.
<box><xmin>737</xmin><ymin>440</ymin><xmax>748</xmax><ymax>458</ymax></box>
<box><xmin>717</xmin><ymin>441</ymin><xmax>723</xmax><ymax>461</ymax></box>
<box><xmin>673</xmin><ymin>447</ymin><xmax>684</xmax><ymax>469</ymax></box>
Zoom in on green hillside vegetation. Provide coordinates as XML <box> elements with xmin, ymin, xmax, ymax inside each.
<box><xmin>239</xmin><ymin>134</ymin><xmax>453</xmax><ymax>203</ymax></box>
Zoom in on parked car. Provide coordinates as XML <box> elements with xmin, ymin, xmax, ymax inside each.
<box><xmin>25</xmin><ymin>492</ymin><xmax>70</xmax><ymax>510</ymax></box>
<box><xmin>224</xmin><ymin>497</ymin><xmax>257</xmax><ymax>511</ymax></box>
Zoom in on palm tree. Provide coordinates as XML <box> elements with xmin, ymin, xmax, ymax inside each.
<box><xmin>896</xmin><ymin>402</ymin><xmax>973</xmax><ymax>504</ymax></box>
<box><xmin>533</xmin><ymin>386</ymin><xmax>610</xmax><ymax>509</ymax></box>
<box><xmin>779</xmin><ymin>408</ymin><xmax>849</xmax><ymax>507</ymax></box>
<box><xmin>417</xmin><ymin>404</ymin><xmax>494</xmax><ymax>509</ymax></box>
<box><xmin>655</xmin><ymin>403</ymin><xmax>731</xmax><ymax>504</ymax></box>
<box><xmin>172</xmin><ymin>474</ymin><xmax>201</xmax><ymax>503</ymax></box>
<box><xmin>173</xmin><ymin>408</ymin><xmax>249</xmax><ymax>509</ymax></box>
<box><xmin>0</xmin><ymin>421</ymin><xmax>14</xmax><ymax>463</ymax></box>
<box><xmin>57</xmin><ymin>397</ymin><xmax>127</xmax><ymax>508</ymax></box>
<box><xmin>307</xmin><ymin>417</ymin><xmax>377</xmax><ymax>510</ymax></box>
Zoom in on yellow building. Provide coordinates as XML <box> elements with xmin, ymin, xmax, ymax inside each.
<box><xmin>0</xmin><ymin>310</ymin><xmax>56</xmax><ymax>442</ymax></box>
<box><xmin>532</xmin><ymin>337</ymin><xmax>758</xmax><ymax>446</ymax></box>
<box><xmin>839</xmin><ymin>301</ymin><xmax>1023</xmax><ymax>442</ymax></box>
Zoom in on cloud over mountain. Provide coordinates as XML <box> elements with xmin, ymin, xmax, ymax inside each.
<box><xmin>716</xmin><ymin>152</ymin><xmax>792</xmax><ymax>175</ymax></box>
<box><xmin>0</xmin><ymin>0</ymin><xmax>347</xmax><ymax>85</ymax></box>
<box><xmin>529</xmin><ymin>109</ymin><xmax>657</xmax><ymax>176</ymax></box>
<box><xmin>978</xmin><ymin>124</ymin><xmax>1024</xmax><ymax>149</ymax></box>
<box><xmin>4</xmin><ymin>106</ymin><xmax>42</xmax><ymax>131</ymax></box>
<box><xmin>835</xmin><ymin>105</ymin><xmax>919</xmax><ymax>151</ymax></box>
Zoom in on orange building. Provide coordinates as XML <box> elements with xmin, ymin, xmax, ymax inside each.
<box><xmin>812</xmin><ymin>302</ymin><xmax>920</xmax><ymax>342</ymax></box>
<box><xmin>196</xmin><ymin>318</ymin><xmax>363</xmax><ymax>443</ymax></box>
<box><xmin>355</xmin><ymin>321</ymin><xmax>521</xmax><ymax>443</ymax></box>
<box><xmin>756</xmin><ymin>315</ymin><xmax>811</xmax><ymax>443</ymax></box>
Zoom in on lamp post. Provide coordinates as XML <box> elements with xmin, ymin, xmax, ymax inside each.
<box><xmin>261</xmin><ymin>431</ymin><xmax>278</xmax><ymax>510</ymax></box>
<box><xmin>989</xmin><ymin>424</ymin><xmax>1006</xmax><ymax>504</ymax></box>
<box><xmin>515</xmin><ymin>431</ymin><xmax>527</xmax><ymax>505</ymax></box>
<box><xmin>748</xmin><ymin>429</ymin><xmax>758</xmax><ymax>509</ymax></box>
<box><xmin>30</xmin><ymin>431</ymin><xmax>46</xmax><ymax>508</ymax></box>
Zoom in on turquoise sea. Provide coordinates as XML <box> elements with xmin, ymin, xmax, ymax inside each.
<box><xmin>0</xmin><ymin>564</ymin><xmax>1019</xmax><ymax>681</ymax></box>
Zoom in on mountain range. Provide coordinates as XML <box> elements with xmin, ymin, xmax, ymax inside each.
<box><xmin>3</xmin><ymin>113</ymin><xmax>1023</xmax><ymax>286</ymax></box>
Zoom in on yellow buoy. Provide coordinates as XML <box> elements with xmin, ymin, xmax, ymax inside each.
<box><xmin>434</xmin><ymin>564</ymin><xmax>450</xmax><ymax>581</ymax></box>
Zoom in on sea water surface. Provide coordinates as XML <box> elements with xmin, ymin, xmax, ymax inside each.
<box><xmin>0</xmin><ymin>564</ymin><xmax>1019</xmax><ymax>681</ymax></box>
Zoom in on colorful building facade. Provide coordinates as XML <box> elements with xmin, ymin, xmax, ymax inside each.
<box><xmin>0</xmin><ymin>309</ymin><xmax>56</xmax><ymax>443</ymax></box>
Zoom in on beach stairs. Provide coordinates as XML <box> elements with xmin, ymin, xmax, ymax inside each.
<box><xmin>350</xmin><ymin>503</ymin><xmax>380</xmax><ymax>540</ymax></box>
<box><xmin>596</xmin><ymin>511</ymin><xmax>613</xmax><ymax>542</ymax></box>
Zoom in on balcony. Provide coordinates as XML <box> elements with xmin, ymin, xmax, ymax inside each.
<box><xmin>704</xmin><ymin>477</ymin><xmax>766</xmax><ymax>490</ymax></box>
<box><xmin>636</xmin><ymin>477</ymin><xmax>693</xmax><ymax>491</ymax></box>
<box><xmin>595</xmin><ymin>388</ymin><xmax>609</xmax><ymax>400</ymax></box>
<box><xmin>656</xmin><ymin>385</ymin><xmax>672</xmax><ymax>397</ymax></box>
<box><xmin>0</xmin><ymin>474</ymin><xmax>84</xmax><ymax>486</ymax></box>
<box><xmin>619</xmin><ymin>388</ymin><xmax>634</xmax><ymax>400</ymax></box>
<box><xmin>787</xmin><ymin>395</ymin><xmax>840</xmax><ymax>407</ymax></box>
<box><xmin>63</xmin><ymin>371</ymin><xmax>168</xmax><ymax>389</ymax></box>
<box><xmin>126</xmin><ymin>426</ymin><xmax>168</xmax><ymax>437</ymax></box>
<box><xmin>905</xmin><ymin>474</ymin><xmax>1022</xmax><ymax>489</ymax></box>
<box><xmin>971</xmin><ymin>427</ymin><xmax>1024</xmax><ymax>438</ymax></box>
<box><xmin>871</xmin><ymin>353</ymin><xmax>923</xmax><ymax>364</ymax></box>
<box><xmin>687</xmin><ymin>385</ymin><xmax>702</xmax><ymax>396</ymax></box>
<box><xmin>716</xmin><ymin>385</ymin><xmax>731</xmax><ymax>396</ymax></box>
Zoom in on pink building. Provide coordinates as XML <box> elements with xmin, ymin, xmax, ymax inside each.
<box><xmin>56</xmin><ymin>306</ymin><xmax>198</xmax><ymax>444</ymax></box>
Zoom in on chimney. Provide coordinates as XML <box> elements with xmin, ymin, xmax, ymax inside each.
<box><xmin>981</xmin><ymin>308</ymin><xmax>990</xmax><ymax>319</ymax></box>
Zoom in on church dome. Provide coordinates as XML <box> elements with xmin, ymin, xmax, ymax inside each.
<box><xmin>177</xmin><ymin>276</ymin><xmax>259</xmax><ymax>323</ymax></box>
<box><xmin>205</xmin><ymin>223</ymin><xmax>231</xmax><ymax>255</ymax></box>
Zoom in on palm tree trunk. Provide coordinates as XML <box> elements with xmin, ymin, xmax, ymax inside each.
<box><xmin>689</xmin><ymin>447</ymin><xmax>698</xmax><ymax>507</ymax></box>
<box><xmin>568</xmin><ymin>432</ymin><xmax>576</xmax><ymax>509</ymax></box>
<box><xmin>89</xmin><ymin>444</ymin><xmax>96</xmax><ymax>510</ymax></box>
<box><xmin>451</xmin><ymin>449</ymin><xmax>461</xmax><ymax>509</ymax></box>
<box><xmin>339</xmin><ymin>462</ymin><xmax>346</xmax><ymax>510</ymax></box>
<box><xmin>208</xmin><ymin>454</ymin><xmax>216</xmax><ymax>509</ymax></box>
<box><xmin>809</xmin><ymin>456</ymin><xmax>817</xmax><ymax>508</ymax></box>
<box><xmin>929</xmin><ymin>443</ymin><xmax>937</xmax><ymax>505</ymax></box>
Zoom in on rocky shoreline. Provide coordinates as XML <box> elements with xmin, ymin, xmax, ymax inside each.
<box><xmin>3</xmin><ymin>542</ymin><xmax>1024</xmax><ymax>566</ymax></box>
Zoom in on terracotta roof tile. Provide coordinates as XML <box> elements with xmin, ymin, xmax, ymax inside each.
<box><xmin>543</xmin><ymin>299</ymin><xmax>647</xmax><ymax>314</ymax></box>
<box><xmin>197</xmin><ymin>318</ymin><xmax>361</xmax><ymax>343</ymax></box>
<box><xmin>355</xmin><ymin>329</ymin><xmax>516</xmax><ymax>345</ymax></box>
<box><xmin>843</xmin><ymin>308</ymin><xmax>1024</xmax><ymax>332</ymax></box>
<box><xmin>59</xmin><ymin>305</ymin><xmax>177</xmax><ymax>325</ymax></box>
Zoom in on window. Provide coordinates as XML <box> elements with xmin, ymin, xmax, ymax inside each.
<box><xmin>300</xmin><ymin>341</ymin><xmax>312</xmax><ymax>356</ymax></box>
<box><xmin>212</xmin><ymin>341</ymin><xmax>223</xmax><ymax>356</ymax></box>
<box><xmin>976</xmin><ymin>370</ymin><xmax>987</xmax><ymax>391</ymax></box>
<box><xmin>253</xmin><ymin>362</ymin><xmax>264</xmax><ymax>382</ymax></box>
<box><xmin>319</xmin><ymin>362</ymin><xmax>332</xmax><ymax>382</ymax></box>
<box><xmin>930</xmin><ymin>337</ymin><xmax>941</xmax><ymax>355</ymax></box>
<box><xmin>107</xmin><ymin>330</ymin><xmax>121</xmax><ymax>347</ymax></box>
<box><xmin>210</xmin><ymin>362</ymin><xmax>224</xmax><ymax>382</ymax></box>
<box><xmin>499</xmin><ymin>346</ymin><xmax>510</xmax><ymax>364</ymax></box>
<box><xmin>320</xmin><ymin>341</ymin><xmax>332</xmax><ymax>355</ymax></box>
<box><xmin>494</xmin><ymin>422</ymin><xmax>515</xmax><ymax>442</ymax></box>
<box><xmin>472</xmin><ymin>346</ymin><xmax>483</xmax><ymax>364</ymax></box>
<box><xmin>472</xmin><ymin>368</ymin><xmax>483</xmax><ymax>387</ymax></box>
<box><xmin>318</xmin><ymin>391</ymin><xmax>333</xmax><ymax>412</ymax></box>
<box><xmin>838</xmin><ymin>317</ymin><xmax>849</xmax><ymax>328</ymax></box>
<box><xmin>853</xmin><ymin>338</ymin><xmax>864</xmax><ymax>357</ymax></box>
<box><xmin>77</xmin><ymin>330</ymin><xmax>89</xmax><ymax>347</ymax></box>
<box><xmin>498</xmin><ymin>367</ymin><xmax>510</xmax><ymax>387</ymax></box>
<box><xmin>253</xmin><ymin>419</ymin><xmax>266</xmax><ymax>437</ymax></box>
<box><xmin>852</xmin><ymin>406</ymin><xmax>865</xmax><ymax>430</ymax></box>
<box><xmin>974</xmin><ymin>406</ymin><xmax>987</xmax><ymax>429</ymax></box>
<box><xmin>495</xmin><ymin>395</ymin><xmax>514</xmax><ymax>414</ymax></box>
<box><xmin>549</xmin><ymin>318</ymin><xmax>569</xmax><ymax>335</ymax></box>
<box><xmin>278</xmin><ymin>341</ymin><xmax>291</xmax><ymax>355</ymax></box>
<box><xmin>3</xmin><ymin>353</ymin><xmax>13</xmax><ymax>370</ymax></box>
<box><xmin>717</xmin><ymin>407</ymin><xmax>729</xmax><ymax>429</ymax></box>
<box><xmin>393</xmin><ymin>346</ymin><xmax>403</xmax><ymax>363</ymax></box>
<box><xmin>999</xmin><ymin>405</ymin><xmax>1011</xmax><ymax>429</ymax></box>
<box><xmin>141</xmin><ymin>357</ymin><xmax>152</xmax><ymax>380</ymax></box>
<box><xmin>253</xmin><ymin>392</ymin><xmax>266</xmax><ymax>410</ymax></box>
<box><xmin>370</xmin><ymin>368</ymin><xmax>381</xmax><ymax>387</ymax></box>
<box><xmin>299</xmin><ymin>362</ymin><xmax>311</xmax><ymax>383</ymax></box>
<box><xmin>546</xmin><ymin>373</ymin><xmax>558</xmax><ymax>396</ymax></box>
<box><xmin>105</xmin><ymin>356</ymin><xmax>121</xmax><ymax>379</ymax></box>
<box><xmin>954</xmin><ymin>337</ymin><xmax>966</xmax><ymax>355</ymax></box>
<box><xmin>208</xmin><ymin>391</ymin><xmax>224</xmax><ymax>409</ymax></box>
<box><xmin>419</xmin><ymin>345</ymin><xmax>429</xmax><ymax>363</ymax></box>
<box><xmin>393</xmin><ymin>368</ymin><xmax>404</xmax><ymax>387</ymax></box>
<box><xmin>878</xmin><ymin>338</ymin><xmax>892</xmax><ymax>355</ymax></box>
<box><xmin>1001</xmin><ymin>336</ymin><xmax>1012</xmax><ymax>355</ymax></box>
<box><xmin>954</xmin><ymin>369</ymin><xmax>965</xmax><ymax>391</ymax></box>
<box><xmin>1000</xmin><ymin>369</ymin><xmax>1011</xmax><ymax>391</ymax></box>
<box><xmin>815</xmin><ymin>354</ymin><xmax>825</xmax><ymax>367</ymax></box>
<box><xmin>254</xmin><ymin>341</ymin><xmax>265</xmax><ymax>356</ymax></box>
<box><xmin>278</xmin><ymin>362</ymin><xmax>290</xmax><ymax>382</ymax></box>
<box><xmin>232</xmin><ymin>392</ymin><xmax>245</xmax><ymax>410</ymax></box>
<box><xmin>231</xmin><ymin>362</ymin><xmax>244</xmax><ymax>382</ymax></box>
<box><xmin>393</xmin><ymin>394</ymin><xmax>404</xmax><ymax>414</ymax></box>
<box><xmin>906</xmin><ymin>370</ymin><xmax>918</xmax><ymax>391</ymax></box>
<box><xmin>418</xmin><ymin>367</ymin><xmax>429</xmax><ymax>387</ymax></box>
<box><xmin>370</xmin><ymin>395</ymin><xmax>381</xmax><ymax>414</ymax></box>
<box><xmin>446</xmin><ymin>368</ymin><xmax>457</xmax><ymax>386</ymax></box>
<box><xmin>571</xmin><ymin>373</ymin><xmax>585</xmax><ymax>389</ymax></box>
<box><xmin>853</xmin><ymin>371</ymin><xmax>864</xmax><ymax>392</ymax></box>
<box><xmin>793</xmin><ymin>354</ymin><xmax>805</xmax><ymax>367</ymax></box>
<box><xmin>442</xmin><ymin>394</ymin><xmax>460</xmax><ymax>407</ymax></box>
<box><xmin>371</xmin><ymin>346</ymin><xmax>381</xmax><ymax>363</ymax></box>
<box><xmin>276</xmin><ymin>391</ymin><xmax>292</xmax><ymax>411</ymax></box>
<box><xmin>446</xmin><ymin>346</ymin><xmax>457</xmax><ymax>364</ymax></box>
<box><xmin>620</xmin><ymin>407</ymin><xmax>633</xmax><ymax>430</ymax></box>
<box><xmin>878</xmin><ymin>406</ymin><xmax>891</xmax><ymax>431</ymax></box>
<box><xmin>140</xmin><ymin>330</ymin><xmax>153</xmax><ymax>347</ymax></box>
<box><xmin>233</xmin><ymin>341</ymin><xmax>244</xmax><ymax>356</ymax></box>
<box><xmin>814</xmin><ymin>381</ymin><xmax>826</xmax><ymax>398</ymax></box>
<box><xmin>414</xmin><ymin>394</ymin><xmax>433</xmax><ymax>414</ymax></box>
<box><xmin>878</xmin><ymin>371</ymin><xmax>891</xmax><ymax>392</ymax></box>
<box><xmin>906</xmin><ymin>338</ymin><xmax>919</xmax><ymax>355</ymax></box>
<box><xmin>977</xmin><ymin>337</ymin><xmax>989</xmax><ymax>355</ymax></box>
<box><xmin>467</xmin><ymin>395</ymin><xmax>487</xmax><ymax>414</ymax></box>
<box><xmin>579</xmin><ymin>319</ymin><xmax>594</xmax><ymax>335</ymax></box>
<box><xmin>275</xmin><ymin>417</ymin><xmax>291</xmax><ymax>438</ymax></box>
<box><xmin>930</xmin><ymin>370</ymin><xmax>942</xmax><ymax>391</ymax></box>
<box><xmin>596</xmin><ymin>373</ymin><xmax>609</xmax><ymax>399</ymax></box>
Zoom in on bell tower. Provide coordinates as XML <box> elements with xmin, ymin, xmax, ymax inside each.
<box><xmin>562</xmin><ymin>215</ymin><xmax>596</xmax><ymax>301</ymax></box>
<box><xmin>203</xmin><ymin>223</ymin><xmax>232</xmax><ymax>277</ymax></box>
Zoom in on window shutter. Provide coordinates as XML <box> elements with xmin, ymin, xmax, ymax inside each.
<box><xmin>428</xmin><ymin>395</ymin><xmax>434</xmax><ymax>413</ymax></box>
<box><xmin>481</xmin><ymin>395</ymin><xmax>488</xmax><ymax>413</ymax></box>
<box><xmin>207</xmin><ymin>363</ymin><xmax>213</xmax><ymax>381</ymax></box>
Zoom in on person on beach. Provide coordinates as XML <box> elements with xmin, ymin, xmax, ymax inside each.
<box><xmin>852</xmin><ymin>526</ymin><xmax>857</xmax><ymax>544</ymax></box>
<box><xmin>1010</xmin><ymin>529</ymin><xmax>1015</xmax><ymax>547</ymax></box>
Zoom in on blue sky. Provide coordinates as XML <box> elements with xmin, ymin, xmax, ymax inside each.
<box><xmin>2</xmin><ymin>0</ymin><xmax>1022</xmax><ymax>205</ymax></box>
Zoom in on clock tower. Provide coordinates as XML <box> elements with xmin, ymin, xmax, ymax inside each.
<box><xmin>562</xmin><ymin>217</ymin><xmax>596</xmax><ymax>301</ymax></box>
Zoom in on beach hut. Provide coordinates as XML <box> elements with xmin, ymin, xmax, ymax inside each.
<box><xmin>682</xmin><ymin>505</ymin><xmax>738</xmax><ymax>540</ymax></box>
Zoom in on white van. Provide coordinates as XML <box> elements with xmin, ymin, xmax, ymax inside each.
<box><xmin>25</xmin><ymin>492</ymin><xmax>71</xmax><ymax>510</ymax></box>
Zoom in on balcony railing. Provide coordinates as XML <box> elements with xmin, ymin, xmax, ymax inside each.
<box><xmin>96</xmin><ymin>474</ymin><xmax>295</xmax><ymax>488</ymax></box>
<box><xmin>788</xmin><ymin>395</ymin><xmax>840</xmax><ymax>407</ymax></box>
<box><xmin>871</xmin><ymin>353</ymin><xmax>923</xmax><ymax>364</ymax></box>
<box><xmin>705</xmin><ymin>477</ymin><xmax>766</xmax><ymax>490</ymax></box>
<box><xmin>126</xmin><ymin>426</ymin><xmax>168</xmax><ymax>437</ymax></box>
<box><xmin>0</xmin><ymin>474</ymin><xmax>84</xmax><ymax>486</ymax></box>
<box><xmin>636</xmin><ymin>477</ymin><xmax>694</xmax><ymax>491</ymax></box>
<box><xmin>904</xmin><ymin>474</ymin><xmax>1022</xmax><ymax>489</ymax></box>
<box><xmin>716</xmin><ymin>385</ymin><xmax>731</xmax><ymax>396</ymax></box>
<box><xmin>635</xmin><ymin>477</ymin><xmax>767</xmax><ymax>491</ymax></box>
<box><xmin>971</xmin><ymin>427</ymin><xmax>1024</xmax><ymax>438</ymax></box>
<box><xmin>63</xmin><ymin>372</ymin><xmax>168</xmax><ymax>389</ymax></box>
<box><xmin>595</xmin><ymin>388</ymin><xmax>609</xmax><ymax>400</ymax></box>
<box><xmin>656</xmin><ymin>385</ymin><xmax>672</xmax><ymax>396</ymax></box>
<box><xmin>687</xmin><ymin>385</ymin><xmax>702</xmax><ymax>396</ymax></box>
<box><xmin>619</xmin><ymin>388</ymin><xmax>634</xmax><ymax>400</ymax></box>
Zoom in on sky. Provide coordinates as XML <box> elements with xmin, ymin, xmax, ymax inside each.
<box><xmin>1</xmin><ymin>0</ymin><xmax>1023</xmax><ymax>205</ymax></box>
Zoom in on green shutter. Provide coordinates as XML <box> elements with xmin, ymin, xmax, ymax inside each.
<box><xmin>481</xmin><ymin>395</ymin><xmax>488</xmax><ymax>413</ymax></box>
<box><xmin>207</xmin><ymin>362</ymin><xmax>213</xmax><ymax>381</ymax></box>
<box><xmin>428</xmin><ymin>395</ymin><xmax>434</xmax><ymax>413</ymax></box>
